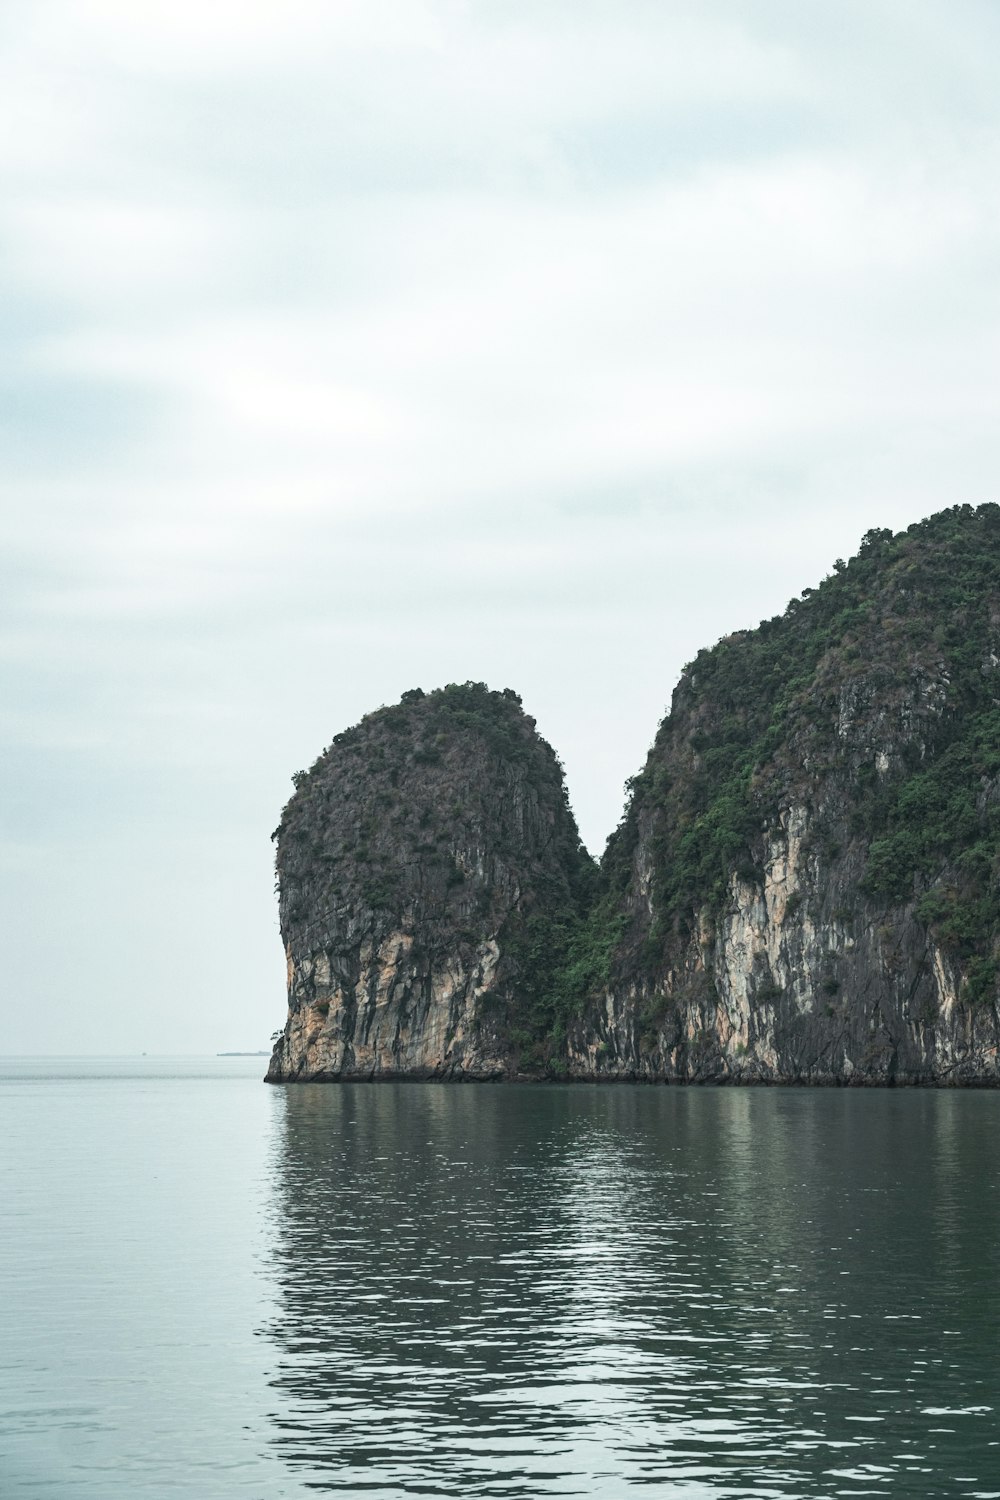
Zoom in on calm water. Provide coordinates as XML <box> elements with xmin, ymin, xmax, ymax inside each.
<box><xmin>2</xmin><ymin>1062</ymin><xmax>1000</xmax><ymax>1497</ymax></box>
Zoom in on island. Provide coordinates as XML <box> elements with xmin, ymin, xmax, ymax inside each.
<box><xmin>267</xmin><ymin>503</ymin><xmax>1000</xmax><ymax>1085</ymax></box>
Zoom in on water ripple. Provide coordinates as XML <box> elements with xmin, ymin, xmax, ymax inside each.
<box><xmin>260</xmin><ymin>1085</ymin><xmax>1000</xmax><ymax>1496</ymax></box>
<box><xmin>4</xmin><ymin>1064</ymin><xmax>1000</xmax><ymax>1496</ymax></box>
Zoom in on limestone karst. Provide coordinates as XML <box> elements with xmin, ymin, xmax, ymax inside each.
<box><xmin>269</xmin><ymin>504</ymin><xmax>1000</xmax><ymax>1084</ymax></box>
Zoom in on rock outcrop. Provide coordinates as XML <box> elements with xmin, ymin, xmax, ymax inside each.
<box><xmin>268</xmin><ymin>504</ymin><xmax>1000</xmax><ymax>1085</ymax></box>
<box><xmin>570</xmin><ymin>503</ymin><xmax>1000</xmax><ymax>1084</ymax></box>
<box><xmin>266</xmin><ymin>683</ymin><xmax>595</xmax><ymax>1080</ymax></box>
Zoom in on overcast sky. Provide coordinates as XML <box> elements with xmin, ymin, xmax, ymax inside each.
<box><xmin>3</xmin><ymin>1</ymin><xmax>1000</xmax><ymax>1054</ymax></box>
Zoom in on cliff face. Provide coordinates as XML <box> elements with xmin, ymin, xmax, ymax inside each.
<box><xmin>570</xmin><ymin>503</ymin><xmax>1000</xmax><ymax>1084</ymax></box>
<box><xmin>267</xmin><ymin>683</ymin><xmax>595</xmax><ymax>1081</ymax></box>
<box><xmin>269</xmin><ymin>504</ymin><xmax>1000</xmax><ymax>1085</ymax></box>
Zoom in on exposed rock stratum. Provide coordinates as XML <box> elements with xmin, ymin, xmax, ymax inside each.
<box><xmin>268</xmin><ymin>505</ymin><xmax>1000</xmax><ymax>1084</ymax></box>
<box><xmin>267</xmin><ymin>684</ymin><xmax>594</xmax><ymax>1080</ymax></box>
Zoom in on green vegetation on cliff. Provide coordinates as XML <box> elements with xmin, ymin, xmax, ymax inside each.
<box><xmin>273</xmin><ymin>504</ymin><xmax>1000</xmax><ymax>1081</ymax></box>
<box><xmin>275</xmin><ymin>680</ymin><xmax>598</xmax><ymax>1074</ymax></box>
<box><xmin>611</xmin><ymin>503</ymin><xmax>1000</xmax><ymax>995</ymax></box>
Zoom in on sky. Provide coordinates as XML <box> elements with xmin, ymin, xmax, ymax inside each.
<box><xmin>3</xmin><ymin>0</ymin><xmax>1000</xmax><ymax>1054</ymax></box>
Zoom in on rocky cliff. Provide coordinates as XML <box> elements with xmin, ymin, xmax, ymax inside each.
<box><xmin>571</xmin><ymin>502</ymin><xmax>1000</xmax><ymax>1084</ymax></box>
<box><xmin>268</xmin><ymin>504</ymin><xmax>1000</xmax><ymax>1085</ymax></box>
<box><xmin>267</xmin><ymin>683</ymin><xmax>595</xmax><ymax>1080</ymax></box>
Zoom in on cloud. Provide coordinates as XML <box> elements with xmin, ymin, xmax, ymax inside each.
<box><xmin>3</xmin><ymin>1</ymin><xmax>1000</xmax><ymax>1049</ymax></box>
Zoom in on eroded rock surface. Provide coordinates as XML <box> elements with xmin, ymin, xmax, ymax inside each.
<box><xmin>267</xmin><ymin>683</ymin><xmax>595</xmax><ymax>1080</ymax></box>
<box><xmin>269</xmin><ymin>504</ymin><xmax>1000</xmax><ymax>1085</ymax></box>
<box><xmin>572</xmin><ymin>503</ymin><xmax>1000</xmax><ymax>1084</ymax></box>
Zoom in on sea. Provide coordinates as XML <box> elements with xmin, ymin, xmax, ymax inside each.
<box><xmin>2</xmin><ymin>1057</ymin><xmax>999</xmax><ymax>1498</ymax></box>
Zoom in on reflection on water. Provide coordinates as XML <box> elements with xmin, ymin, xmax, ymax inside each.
<box><xmin>263</xmin><ymin>1086</ymin><xmax>1000</xmax><ymax>1497</ymax></box>
<box><xmin>3</xmin><ymin>1065</ymin><xmax>1000</xmax><ymax>1496</ymax></box>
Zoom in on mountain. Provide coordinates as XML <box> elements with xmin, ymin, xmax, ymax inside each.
<box><xmin>266</xmin><ymin>682</ymin><xmax>595</xmax><ymax>1080</ymax></box>
<box><xmin>268</xmin><ymin>503</ymin><xmax>1000</xmax><ymax>1085</ymax></box>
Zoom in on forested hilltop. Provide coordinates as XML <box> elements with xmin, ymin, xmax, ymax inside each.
<box><xmin>269</xmin><ymin>503</ymin><xmax>1000</xmax><ymax>1085</ymax></box>
<box><xmin>268</xmin><ymin>682</ymin><xmax>597</xmax><ymax>1080</ymax></box>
